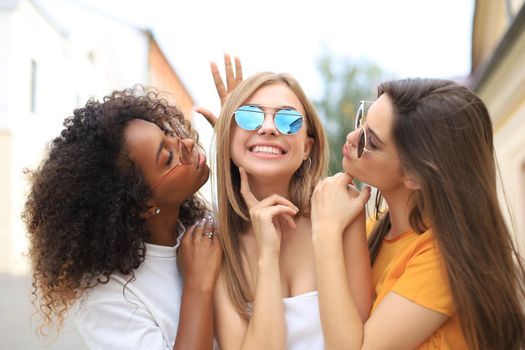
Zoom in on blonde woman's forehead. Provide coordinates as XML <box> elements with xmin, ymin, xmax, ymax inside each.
<box><xmin>244</xmin><ymin>83</ymin><xmax>306</xmax><ymax>116</ymax></box>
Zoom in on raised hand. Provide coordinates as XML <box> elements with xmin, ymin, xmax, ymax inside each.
<box><xmin>239</xmin><ymin>167</ymin><xmax>298</xmax><ymax>256</ymax></box>
<box><xmin>212</xmin><ymin>54</ymin><xmax>243</xmax><ymax>105</ymax></box>
<box><xmin>195</xmin><ymin>54</ymin><xmax>243</xmax><ymax>127</ymax></box>
<box><xmin>178</xmin><ymin>217</ymin><xmax>222</xmax><ymax>291</ymax></box>
<box><xmin>311</xmin><ymin>173</ymin><xmax>371</xmax><ymax>237</ymax></box>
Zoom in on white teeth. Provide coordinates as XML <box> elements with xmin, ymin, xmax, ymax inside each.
<box><xmin>251</xmin><ymin>145</ymin><xmax>283</xmax><ymax>155</ymax></box>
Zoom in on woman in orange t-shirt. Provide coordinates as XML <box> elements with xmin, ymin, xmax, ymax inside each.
<box><xmin>310</xmin><ymin>78</ymin><xmax>525</xmax><ymax>349</ymax></box>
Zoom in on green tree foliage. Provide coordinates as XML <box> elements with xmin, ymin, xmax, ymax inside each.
<box><xmin>314</xmin><ymin>53</ymin><xmax>388</xmax><ymax>175</ymax></box>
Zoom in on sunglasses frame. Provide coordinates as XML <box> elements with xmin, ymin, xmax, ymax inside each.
<box><xmin>355</xmin><ymin>100</ymin><xmax>374</xmax><ymax>158</ymax></box>
<box><xmin>234</xmin><ymin>105</ymin><xmax>304</xmax><ymax>135</ymax></box>
<box><xmin>150</xmin><ymin>132</ymin><xmax>193</xmax><ymax>190</ymax></box>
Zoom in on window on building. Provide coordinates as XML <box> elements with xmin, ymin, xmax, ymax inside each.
<box><xmin>30</xmin><ymin>59</ymin><xmax>37</xmax><ymax>113</ymax></box>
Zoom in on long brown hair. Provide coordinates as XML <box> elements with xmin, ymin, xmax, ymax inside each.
<box><xmin>213</xmin><ymin>72</ymin><xmax>328</xmax><ymax>319</ymax></box>
<box><xmin>368</xmin><ymin>78</ymin><xmax>525</xmax><ymax>349</ymax></box>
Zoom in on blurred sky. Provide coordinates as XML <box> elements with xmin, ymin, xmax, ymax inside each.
<box><xmin>36</xmin><ymin>0</ymin><xmax>475</xmax><ymax>115</ymax></box>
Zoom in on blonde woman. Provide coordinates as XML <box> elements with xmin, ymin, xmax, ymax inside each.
<box><xmin>200</xmin><ymin>58</ymin><xmax>372</xmax><ymax>349</ymax></box>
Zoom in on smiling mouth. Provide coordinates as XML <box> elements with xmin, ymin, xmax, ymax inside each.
<box><xmin>250</xmin><ymin>145</ymin><xmax>285</xmax><ymax>155</ymax></box>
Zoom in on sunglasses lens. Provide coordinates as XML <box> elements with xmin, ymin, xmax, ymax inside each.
<box><xmin>357</xmin><ymin>128</ymin><xmax>366</xmax><ymax>158</ymax></box>
<box><xmin>234</xmin><ymin>106</ymin><xmax>264</xmax><ymax>131</ymax></box>
<box><xmin>275</xmin><ymin>110</ymin><xmax>304</xmax><ymax>135</ymax></box>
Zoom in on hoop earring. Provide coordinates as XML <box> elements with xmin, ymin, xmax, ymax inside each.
<box><xmin>304</xmin><ymin>157</ymin><xmax>312</xmax><ymax>172</ymax></box>
<box><xmin>296</xmin><ymin>157</ymin><xmax>312</xmax><ymax>176</ymax></box>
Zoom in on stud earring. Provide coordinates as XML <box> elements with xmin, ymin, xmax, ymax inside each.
<box><xmin>155</xmin><ymin>208</ymin><xmax>161</xmax><ymax>215</ymax></box>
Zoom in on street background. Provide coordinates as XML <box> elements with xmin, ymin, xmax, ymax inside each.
<box><xmin>4</xmin><ymin>0</ymin><xmax>525</xmax><ymax>349</ymax></box>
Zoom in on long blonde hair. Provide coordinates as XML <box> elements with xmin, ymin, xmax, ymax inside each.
<box><xmin>214</xmin><ymin>72</ymin><xmax>328</xmax><ymax>319</ymax></box>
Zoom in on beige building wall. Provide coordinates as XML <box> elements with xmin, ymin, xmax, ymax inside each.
<box><xmin>148</xmin><ymin>35</ymin><xmax>195</xmax><ymax>120</ymax></box>
<box><xmin>1</xmin><ymin>2</ymin><xmax>196</xmax><ymax>348</ymax></box>
<box><xmin>0</xmin><ymin>129</ymin><xmax>12</xmax><ymax>271</ymax></box>
<box><xmin>0</xmin><ymin>2</ymin><xmax>196</xmax><ymax>276</ymax></box>
<box><xmin>471</xmin><ymin>0</ymin><xmax>525</xmax><ymax>253</ymax></box>
<box><xmin>0</xmin><ymin>0</ymin><xmax>77</xmax><ymax>274</ymax></box>
<box><xmin>471</xmin><ymin>0</ymin><xmax>508</xmax><ymax>69</ymax></box>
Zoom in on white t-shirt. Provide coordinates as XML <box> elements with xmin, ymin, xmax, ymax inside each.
<box><xmin>75</xmin><ymin>225</ymin><xmax>185</xmax><ymax>350</ymax></box>
<box><xmin>283</xmin><ymin>291</ymin><xmax>324</xmax><ymax>350</ymax></box>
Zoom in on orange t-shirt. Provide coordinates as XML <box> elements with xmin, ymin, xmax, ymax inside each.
<box><xmin>370</xmin><ymin>226</ymin><xmax>468</xmax><ymax>349</ymax></box>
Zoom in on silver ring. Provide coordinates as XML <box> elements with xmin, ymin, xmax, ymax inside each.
<box><xmin>205</xmin><ymin>232</ymin><xmax>214</xmax><ymax>239</ymax></box>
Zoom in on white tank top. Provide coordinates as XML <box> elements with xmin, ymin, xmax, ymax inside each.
<box><xmin>283</xmin><ymin>291</ymin><xmax>324</xmax><ymax>349</ymax></box>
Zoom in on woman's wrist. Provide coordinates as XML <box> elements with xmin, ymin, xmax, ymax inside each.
<box><xmin>258</xmin><ymin>250</ymin><xmax>280</xmax><ymax>262</ymax></box>
<box><xmin>183</xmin><ymin>276</ymin><xmax>217</xmax><ymax>294</ymax></box>
<box><xmin>257</xmin><ymin>241</ymin><xmax>281</xmax><ymax>260</ymax></box>
<box><xmin>312</xmin><ymin>223</ymin><xmax>345</xmax><ymax>241</ymax></box>
<box><xmin>312</xmin><ymin>227</ymin><xmax>345</xmax><ymax>256</ymax></box>
<box><xmin>257</xmin><ymin>251</ymin><xmax>280</xmax><ymax>267</ymax></box>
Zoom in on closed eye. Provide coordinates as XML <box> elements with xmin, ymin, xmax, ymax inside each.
<box><xmin>165</xmin><ymin>150</ymin><xmax>174</xmax><ymax>166</ymax></box>
<box><xmin>367</xmin><ymin>135</ymin><xmax>378</xmax><ymax>149</ymax></box>
<box><xmin>366</xmin><ymin>126</ymin><xmax>386</xmax><ymax>147</ymax></box>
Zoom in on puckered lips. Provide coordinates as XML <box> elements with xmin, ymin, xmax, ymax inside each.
<box><xmin>248</xmin><ymin>142</ymin><xmax>287</xmax><ymax>158</ymax></box>
<box><xmin>343</xmin><ymin>142</ymin><xmax>352</xmax><ymax>160</ymax></box>
<box><xmin>196</xmin><ymin>151</ymin><xmax>207</xmax><ymax>170</ymax></box>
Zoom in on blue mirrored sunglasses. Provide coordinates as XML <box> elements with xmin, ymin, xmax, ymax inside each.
<box><xmin>234</xmin><ymin>105</ymin><xmax>304</xmax><ymax>135</ymax></box>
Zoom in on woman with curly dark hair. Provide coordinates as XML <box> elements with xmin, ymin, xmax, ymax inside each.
<box><xmin>22</xmin><ymin>88</ymin><xmax>221</xmax><ymax>350</ymax></box>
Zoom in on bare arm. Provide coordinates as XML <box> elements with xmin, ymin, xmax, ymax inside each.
<box><xmin>342</xmin><ymin>214</ymin><xmax>372</xmax><ymax>322</ymax></box>
<box><xmin>174</xmin><ymin>220</ymin><xmax>221</xmax><ymax>350</ymax></box>
<box><xmin>174</xmin><ymin>287</ymin><xmax>215</xmax><ymax>350</ymax></box>
<box><xmin>315</xmin><ymin>242</ymin><xmax>448</xmax><ymax>350</ymax></box>
<box><xmin>311</xmin><ymin>174</ymin><xmax>369</xmax><ymax>349</ymax></box>
<box><xmin>313</xmin><ymin>221</ymin><xmax>367</xmax><ymax>349</ymax></box>
<box><xmin>215</xmin><ymin>255</ymin><xmax>286</xmax><ymax>350</ymax></box>
<box><xmin>361</xmin><ymin>292</ymin><xmax>448</xmax><ymax>349</ymax></box>
<box><xmin>311</xmin><ymin>174</ymin><xmax>449</xmax><ymax>350</ymax></box>
<box><xmin>214</xmin><ymin>168</ymin><xmax>297</xmax><ymax>349</ymax></box>
<box><xmin>244</xmin><ymin>253</ymin><xmax>286</xmax><ymax>349</ymax></box>
<box><xmin>213</xmin><ymin>272</ymin><xmax>249</xmax><ymax>348</ymax></box>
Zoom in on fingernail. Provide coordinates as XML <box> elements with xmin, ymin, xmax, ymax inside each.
<box><xmin>197</xmin><ymin>218</ymin><xmax>206</xmax><ymax>226</ymax></box>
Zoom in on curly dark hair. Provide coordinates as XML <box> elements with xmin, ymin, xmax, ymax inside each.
<box><xmin>22</xmin><ymin>88</ymin><xmax>209</xmax><ymax>334</ymax></box>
